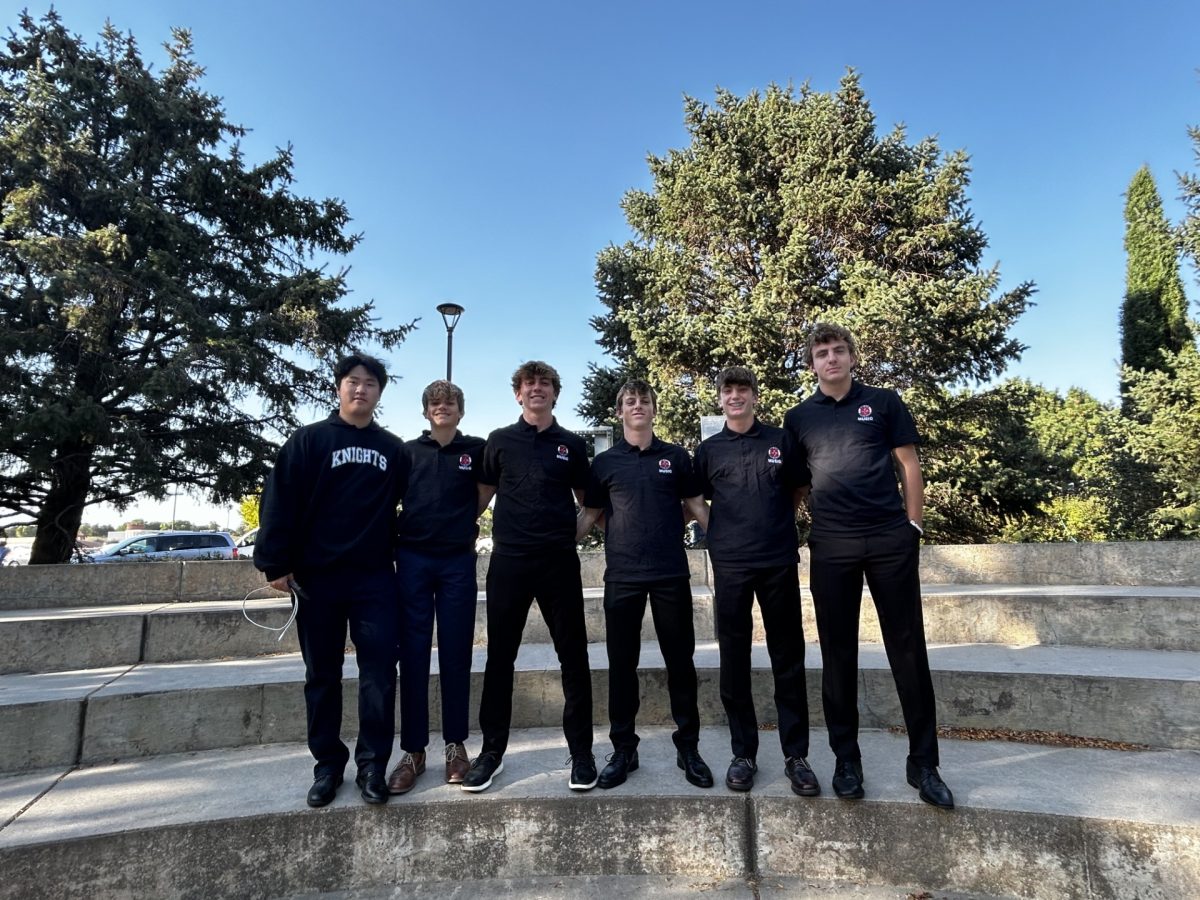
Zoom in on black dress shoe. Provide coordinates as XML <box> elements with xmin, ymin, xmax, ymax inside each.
<box><xmin>597</xmin><ymin>748</ymin><xmax>639</xmax><ymax>789</ymax></box>
<box><xmin>785</xmin><ymin>756</ymin><xmax>820</xmax><ymax>797</ymax></box>
<box><xmin>677</xmin><ymin>748</ymin><xmax>714</xmax><ymax>788</ymax></box>
<box><xmin>306</xmin><ymin>772</ymin><xmax>342</xmax><ymax>808</ymax></box>
<box><xmin>906</xmin><ymin>762</ymin><xmax>954</xmax><ymax>810</ymax></box>
<box><xmin>832</xmin><ymin>758</ymin><xmax>865</xmax><ymax>799</ymax></box>
<box><xmin>725</xmin><ymin>756</ymin><xmax>757</xmax><ymax>792</ymax></box>
<box><xmin>356</xmin><ymin>767</ymin><xmax>389</xmax><ymax>805</ymax></box>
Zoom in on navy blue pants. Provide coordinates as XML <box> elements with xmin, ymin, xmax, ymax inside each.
<box><xmin>712</xmin><ymin>562</ymin><xmax>810</xmax><ymax>761</ymax></box>
<box><xmin>478</xmin><ymin>549</ymin><xmax>593</xmax><ymax>757</ymax></box>
<box><xmin>807</xmin><ymin>521</ymin><xmax>939</xmax><ymax>767</ymax></box>
<box><xmin>604</xmin><ymin>577</ymin><xmax>700</xmax><ymax>753</ymax></box>
<box><xmin>293</xmin><ymin>567</ymin><xmax>398</xmax><ymax>778</ymax></box>
<box><xmin>396</xmin><ymin>546</ymin><xmax>478</xmax><ymax>751</ymax></box>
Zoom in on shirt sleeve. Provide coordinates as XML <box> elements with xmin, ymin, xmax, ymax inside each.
<box><xmin>582</xmin><ymin>460</ymin><xmax>607</xmax><ymax>510</ymax></box>
<box><xmin>254</xmin><ymin>431</ymin><xmax>306</xmax><ymax>580</ymax></box>
<box><xmin>887</xmin><ymin>391</ymin><xmax>921</xmax><ymax>448</ymax></box>
<box><xmin>782</xmin><ymin>428</ymin><xmax>810</xmax><ymax>490</ymax></box>
<box><xmin>676</xmin><ymin>447</ymin><xmax>703</xmax><ymax>499</ymax></box>
<box><xmin>479</xmin><ymin>434</ymin><xmax>500</xmax><ymax>487</ymax></box>
<box><xmin>693</xmin><ymin>443</ymin><xmax>714</xmax><ymax>500</ymax></box>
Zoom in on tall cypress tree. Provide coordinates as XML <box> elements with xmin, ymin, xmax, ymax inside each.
<box><xmin>1120</xmin><ymin>166</ymin><xmax>1191</xmax><ymax>395</ymax></box>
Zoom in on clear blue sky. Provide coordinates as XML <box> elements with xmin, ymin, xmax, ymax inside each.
<box><xmin>25</xmin><ymin>0</ymin><xmax>1200</xmax><ymax>526</ymax></box>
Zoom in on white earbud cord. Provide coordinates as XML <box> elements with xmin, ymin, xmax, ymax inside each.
<box><xmin>241</xmin><ymin>584</ymin><xmax>299</xmax><ymax>641</ymax></box>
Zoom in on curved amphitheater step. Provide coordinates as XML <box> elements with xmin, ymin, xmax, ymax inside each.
<box><xmin>1</xmin><ymin>727</ymin><xmax>1196</xmax><ymax>900</ymax></box>
<box><xmin>3</xmin><ymin>639</ymin><xmax>1197</xmax><ymax>773</ymax></box>
<box><xmin>5</xmin><ymin>583</ymin><xmax>1199</xmax><ymax>675</ymax></box>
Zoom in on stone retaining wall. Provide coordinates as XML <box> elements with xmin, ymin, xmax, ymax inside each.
<box><xmin>0</xmin><ymin>542</ymin><xmax>1195</xmax><ymax>610</ymax></box>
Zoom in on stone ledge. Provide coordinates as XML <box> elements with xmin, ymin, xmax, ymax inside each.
<box><xmin>2</xmin><ymin>542</ymin><xmax>1198</xmax><ymax>612</ymax></box>
<box><xmin>2</xmin><ymin>642</ymin><xmax>1198</xmax><ymax>773</ymax></box>
<box><xmin>1</xmin><ymin>728</ymin><xmax>1196</xmax><ymax>900</ymax></box>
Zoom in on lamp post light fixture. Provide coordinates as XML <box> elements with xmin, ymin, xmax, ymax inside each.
<box><xmin>436</xmin><ymin>302</ymin><xmax>465</xmax><ymax>381</ymax></box>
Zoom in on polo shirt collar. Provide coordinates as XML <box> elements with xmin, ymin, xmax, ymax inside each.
<box><xmin>721</xmin><ymin>418</ymin><xmax>764</xmax><ymax>438</ymax></box>
<box><xmin>615</xmin><ymin>435</ymin><xmax>663</xmax><ymax>455</ymax></box>
<box><xmin>416</xmin><ymin>429</ymin><xmax>463</xmax><ymax>447</ymax></box>
<box><xmin>812</xmin><ymin>381</ymin><xmax>864</xmax><ymax>405</ymax></box>
<box><xmin>514</xmin><ymin>415</ymin><xmax>557</xmax><ymax>433</ymax></box>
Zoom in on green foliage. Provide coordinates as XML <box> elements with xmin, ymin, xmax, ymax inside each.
<box><xmin>0</xmin><ymin>12</ymin><xmax>413</xmax><ymax>562</ymax></box>
<box><xmin>1120</xmin><ymin>166</ymin><xmax>1192</xmax><ymax>401</ymax></box>
<box><xmin>1123</xmin><ymin>342</ymin><xmax>1200</xmax><ymax>536</ymax></box>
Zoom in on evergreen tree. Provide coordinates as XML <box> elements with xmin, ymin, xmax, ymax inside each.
<box><xmin>1120</xmin><ymin>165</ymin><xmax>1192</xmax><ymax>400</ymax></box>
<box><xmin>0</xmin><ymin>12</ymin><xmax>412</xmax><ymax>562</ymax></box>
<box><xmin>581</xmin><ymin>74</ymin><xmax>1032</xmax><ymax>441</ymax></box>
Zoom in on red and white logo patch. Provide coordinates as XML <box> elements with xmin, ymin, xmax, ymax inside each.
<box><xmin>858</xmin><ymin>405</ymin><xmax>873</xmax><ymax>417</ymax></box>
<box><xmin>556</xmin><ymin>444</ymin><xmax>570</xmax><ymax>461</ymax></box>
<box><xmin>458</xmin><ymin>453</ymin><xmax>473</xmax><ymax>470</ymax></box>
<box><xmin>658</xmin><ymin>458</ymin><xmax>672</xmax><ymax>472</ymax></box>
<box><xmin>768</xmin><ymin>446</ymin><xmax>781</xmax><ymax>459</ymax></box>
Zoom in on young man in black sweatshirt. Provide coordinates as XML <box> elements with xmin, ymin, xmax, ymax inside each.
<box><xmin>255</xmin><ymin>353</ymin><xmax>409</xmax><ymax>808</ymax></box>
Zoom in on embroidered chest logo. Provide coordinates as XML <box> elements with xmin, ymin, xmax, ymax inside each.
<box><xmin>556</xmin><ymin>444</ymin><xmax>570</xmax><ymax>462</ymax></box>
<box><xmin>857</xmin><ymin>404</ymin><xmax>874</xmax><ymax>422</ymax></box>
<box><xmin>767</xmin><ymin>446</ymin><xmax>782</xmax><ymax>465</ymax></box>
<box><xmin>458</xmin><ymin>453</ymin><xmax>473</xmax><ymax>471</ymax></box>
<box><xmin>658</xmin><ymin>458</ymin><xmax>673</xmax><ymax>474</ymax></box>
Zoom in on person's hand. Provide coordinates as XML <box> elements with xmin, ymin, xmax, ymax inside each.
<box><xmin>269</xmin><ymin>574</ymin><xmax>294</xmax><ymax>592</ymax></box>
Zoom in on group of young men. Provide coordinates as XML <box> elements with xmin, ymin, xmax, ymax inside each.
<box><xmin>254</xmin><ymin>323</ymin><xmax>954</xmax><ymax>813</ymax></box>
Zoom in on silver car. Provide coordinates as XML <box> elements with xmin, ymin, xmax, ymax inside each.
<box><xmin>84</xmin><ymin>531</ymin><xmax>239</xmax><ymax>562</ymax></box>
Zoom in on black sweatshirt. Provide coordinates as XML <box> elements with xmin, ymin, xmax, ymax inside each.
<box><xmin>254</xmin><ymin>412</ymin><xmax>409</xmax><ymax>581</ymax></box>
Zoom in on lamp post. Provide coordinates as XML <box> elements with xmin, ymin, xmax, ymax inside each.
<box><xmin>436</xmin><ymin>302</ymin><xmax>465</xmax><ymax>381</ymax></box>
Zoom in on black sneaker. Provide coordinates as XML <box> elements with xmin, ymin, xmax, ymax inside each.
<box><xmin>784</xmin><ymin>756</ymin><xmax>821</xmax><ymax>797</ymax></box>
<box><xmin>460</xmin><ymin>751</ymin><xmax>504</xmax><ymax>793</ymax></box>
<box><xmin>597</xmin><ymin>748</ymin><xmax>639</xmax><ymax>789</ymax></box>
<box><xmin>832</xmin><ymin>758</ymin><xmax>865</xmax><ymax>799</ymax></box>
<box><xmin>567</xmin><ymin>752</ymin><xmax>598</xmax><ymax>791</ymax></box>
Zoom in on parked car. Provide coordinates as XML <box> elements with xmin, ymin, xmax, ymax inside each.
<box><xmin>81</xmin><ymin>531</ymin><xmax>239</xmax><ymax>563</ymax></box>
<box><xmin>235</xmin><ymin>527</ymin><xmax>258</xmax><ymax>559</ymax></box>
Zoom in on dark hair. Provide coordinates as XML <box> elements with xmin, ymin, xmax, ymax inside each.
<box><xmin>614</xmin><ymin>379</ymin><xmax>657</xmax><ymax>412</ymax></box>
<box><xmin>511</xmin><ymin>360</ymin><xmax>562</xmax><ymax>402</ymax></box>
<box><xmin>422</xmin><ymin>379</ymin><xmax>465</xmax><ymax>413</ymax></box>
<box><xmin>715</xmin><ymin>365</ymin><xmax>758</xmax><ymax>395</ymax></box>
<box><xmin>805</xmin><ymin>323</ymin><xmax>859</xmax><ymax>367</ymax></box>
<box><xmin>334</xmin><ymin>353</ymin><xmax>388</xmax><ymax>392</ymax></box>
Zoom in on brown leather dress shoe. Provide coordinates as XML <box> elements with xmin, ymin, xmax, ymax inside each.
<box><xmin>445</xmin><ymin>742</ymin><xmax>470</xmax><ymax>783</ymax></box>
<box><xmin>387</xmin><ymin>751</ymin><xmax>426</xmax><ymax>795</ymax></box>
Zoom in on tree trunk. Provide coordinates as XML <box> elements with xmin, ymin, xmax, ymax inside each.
<box><xmin>29</xmin><ymin>445</ymin><xmax>94</xmax><ymax>564</ymax></box>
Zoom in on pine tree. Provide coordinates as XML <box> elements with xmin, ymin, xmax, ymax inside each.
<box><xmin>0</xmin><ymin>12</ymin><xmax>412</xmax><ymax>562</ymax></box>
<box><xmin>1120</xmin><ymin>165</ymin><xmax>1192</xmax><ymax>396</ymax></box>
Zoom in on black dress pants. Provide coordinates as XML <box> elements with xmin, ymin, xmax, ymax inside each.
<box><xmin>712</xmin><ymin>562</ymin><xmax>810</xmax><ymax>761</ymax></box>
<box><xmin>479</xmin><ymin>549</ymin><xmax>593</xmax><ymax>757</ymax></box>
<box><xmin>293</xmin><ymin>567</ymin><xmax>399</xmax><ymax>778</ymax></box>
<box><xmin>604</xmin><ymin>577</ymin><xmax>700</xmax><ymax>752</ymax></box>
<box><xmin>807</xmin><ymin>521</ymin><xmax>939</xmax><ymax>767</ymax></box>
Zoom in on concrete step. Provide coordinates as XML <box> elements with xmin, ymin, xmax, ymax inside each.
<box><xmin>1</xmin><ymin>727</ymin><xmax>1196</xmax><ymax>900</ymax></box>
<box><xmin>288</xmin><ymin>877</ymin><xmax>1015</xmax><ymax>899</ymax></box>
<box><xmin>6</xmin><ymin>583</ymin><xmax>1199</xmax><ymax>675</ymax></box>
<box><xmin>2</xmin><ymin>640</ymin><xmax>1197</xmax><ymax>773</ymax></box>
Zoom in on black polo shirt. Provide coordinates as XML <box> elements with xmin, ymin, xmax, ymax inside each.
<box><xmin>584</xmin><ymin>436</ymin><xmax>702</xmax><ymax>583</ymax></box>
<box><xmin>783</xmin><ymin>382</ymin><xmax>919</xmax><ymax>538</ymax></box>
<box><xmin>396</xmin><ymin>430</ymin><xmax>486</xmax><ymax>555</ymax></box>
<box><xmin>693</xmin><ymin>419</ymin><xmax>803</xmax><ymax>568</ymax></box>
<box><xmin>480</xmin><ymin>417</ymin><xmax>589</xmax><ymax>555</ymax></box>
